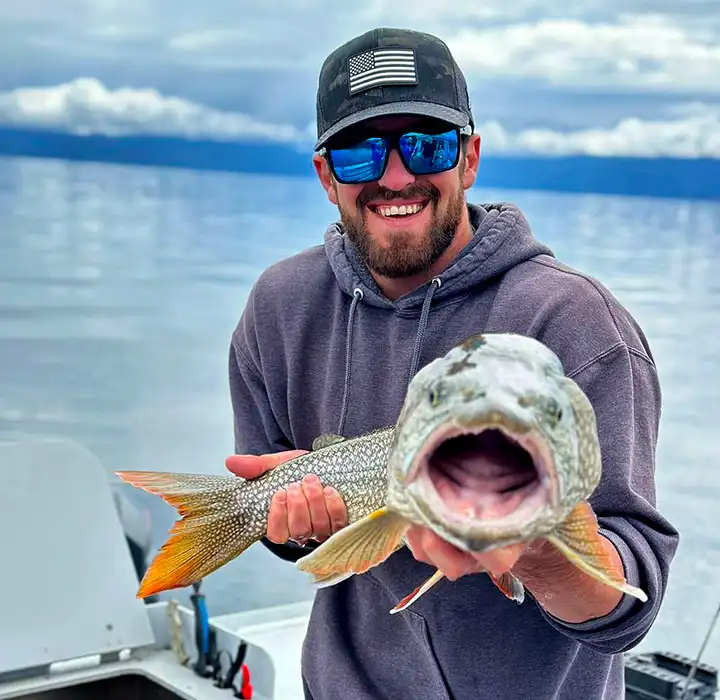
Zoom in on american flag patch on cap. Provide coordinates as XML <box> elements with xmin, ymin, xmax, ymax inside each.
<box><xmin>347</xmin><ymin>47</ymin><xmax>418</xmax><ymax>95</ymax></box>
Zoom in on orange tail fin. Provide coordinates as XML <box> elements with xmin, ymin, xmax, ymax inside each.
<box><xmin>116</xmin><ymin>471</ymin><xmax>258</xmax><ymax>598</ymax></box>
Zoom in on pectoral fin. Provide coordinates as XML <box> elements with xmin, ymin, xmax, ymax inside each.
<box><xmin>390</xmin><ymin>569</ymin><xmax>446</xmax><ymax>614</ymax></box>
<box><xmin>489</xmin><ymin>572</ymin><xmax>525</xmax><ymax>604</ymax></box>
<box><xmin>546</xmin><ymin>501</ymin><xmax>648</xmax><ymax>603</ymax></box>
<box><xmin>296</xmin><ymin>507</ymin><xmax>410</xmax><ymax>583</ymax></box>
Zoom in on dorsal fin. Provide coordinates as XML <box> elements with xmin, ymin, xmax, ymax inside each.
<box><xmin>311</xmin><ymin>433</ymin><xmax>347</xmax><ymax>451</ymax></box>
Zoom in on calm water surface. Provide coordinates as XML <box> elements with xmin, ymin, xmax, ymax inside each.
<box><xmin>0</xmin><ymin>155</ymin><xmax>718</xmax><ymax>667</ymax></box>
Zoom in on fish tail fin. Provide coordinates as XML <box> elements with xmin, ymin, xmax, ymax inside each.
<box><xmin>115</xmin><ymin>471</ymin><xmax>258</xmax><ymax>598</ymax></box>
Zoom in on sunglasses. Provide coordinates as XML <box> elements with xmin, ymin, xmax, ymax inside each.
<box><xmin>319</xmin><ymin>124</ymin><xmax>472</xmax><ymax>185</ymax></box>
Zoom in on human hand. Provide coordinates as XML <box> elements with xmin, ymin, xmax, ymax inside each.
<box><xmin>407</xmin><ymin>525</ymin><xmax>626</xmax><ymax>622</ymax></box>
<box><xmin>405</xmin><ymin>526</ymin><xmax>529</xmax><ymax>581</ymax></box>
<box><xmin>225</xmin><ymin>450</ymin><xmax>348</xmax><ymax>545</ymax></box>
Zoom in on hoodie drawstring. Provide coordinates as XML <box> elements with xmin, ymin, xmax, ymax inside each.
<box><xmin>336</xmin><ymin>287</ymin><xmax>364</xmax><ymax>436</ymax></box>
<box><xmin>408</xmin><ymin>277</ymin><xmax>441</xmax><ymax>380</ymax></box>
<box><xmin>335</xmin><ymin>278</ymin><xmax>441</xmax><ymax>436</ymax></box>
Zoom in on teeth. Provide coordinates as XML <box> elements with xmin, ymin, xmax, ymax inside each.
<box><xmin>377</xmin><ymin>202</ymin><xmax>425</xmax><ymax>217</ymax></box>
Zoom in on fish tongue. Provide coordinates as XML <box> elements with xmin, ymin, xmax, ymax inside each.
<box><xmin>429</xmin><ymin>447</ymin><xmax>535</xmax><ymax>495</ymax></box>
<box><xmin>433</xmin><ymin>480</ymin><xmax>529</xmax><ymax>520</ymax></box>
<box><xmin>442</xmin><ymin>457</ymin><xmax>532</xmax><ymax>493</ymax></box>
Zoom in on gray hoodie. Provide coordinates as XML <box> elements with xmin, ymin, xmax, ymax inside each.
<box><xmin>229</xmin><ymin>202</ymin><xmax>679</xmax><ymax>700</ymax></box>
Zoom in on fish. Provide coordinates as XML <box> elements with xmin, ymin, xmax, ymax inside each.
<box><xmin>116</xmin><ymin>331</ymin><xmax>648</xmax><ymax>613</ymax></box>
<box><xmin>295</xmin><ymin>331</ymin><xmax>649</xmax><ymax>613</ymax></box>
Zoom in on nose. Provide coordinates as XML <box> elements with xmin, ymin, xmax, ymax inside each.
<box><xmin>378</xmin><ymin>149</ymin><xmax>415</xmax><ymax>191</ymax></box>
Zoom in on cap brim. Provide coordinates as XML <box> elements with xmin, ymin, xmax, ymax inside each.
<box><xmin>314</xmin><ymin>101</ymin><xmax>470</xmax><ymax>150</ymax></box>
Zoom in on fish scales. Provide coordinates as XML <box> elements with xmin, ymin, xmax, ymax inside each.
<box><xmin>252</xmin><ymin>427</ymin><xmax>394</xmax><ymax>524</ymax></box>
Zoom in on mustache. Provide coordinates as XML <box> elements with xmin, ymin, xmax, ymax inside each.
<box><xmin>357</xmin><ymin>184</ymin><xmax>440</xmax><ymax>209</ymax></box>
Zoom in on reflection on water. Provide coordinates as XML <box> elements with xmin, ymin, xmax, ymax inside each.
<box><xmin>0</xmin><ymin>155</ymin><xmax>718</xmax><ymax>664</ymax></box>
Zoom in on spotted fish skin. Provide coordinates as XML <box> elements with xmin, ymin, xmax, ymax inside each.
<box><xmin>115</xmin><ymin>427</ymin><xmax>395</xmax><ymax>598</ymax></box>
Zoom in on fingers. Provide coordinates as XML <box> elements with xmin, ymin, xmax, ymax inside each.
<box><xmin>225</xmin><ymin>449</ymin><xmax>307</xmax><ymax>479</ymax></box>
<box><xmin>286</xmin><ymin>482</ymin><xmax>313</xmax><ymax>543</ymax></box>
<box><xmin>406</xmin><ymin>527</ymin><xmax>489</xmax><ymax>581</ymax></box>
<box><xmin>324</xmin><ymin>486</ymin><xmax>348</xmax><ymax>537</ymax></box>
<box><xmin>415</xmin><ymin>530</ymin><xmax>474</xmax><ymax>581</ymax></box>
<box><xmin>302</xmin><ymin>475</ymin><xmax>331</xmax><ymax>541</ymax></box>
<box><xmin>225</xmin><ymin>449</ymin><xmax>348</xmax><ymax>545</ymax></box>
<box><xmin>405</xmin><ymin>527</ymin><xmax>433</xmax><ymax>565</ymax></box>
<box><xmin>266</xmin><ymin>490</ymin><xmax>290</xmax><ymax>543</ymax></box>
<box><xmin>265</xmin><ymin>474</ymin><xmax>348</xmax><ymax>545</ymax></box>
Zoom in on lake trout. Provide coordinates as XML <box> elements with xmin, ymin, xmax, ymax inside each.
<box><xmin>295</xmin><ymin>331</ymin><xmax>649</xmax><ymax>613</ymax></box>
<box><xmin>116</xmin><ymin>332</ymin><xmax>647</xmax><ymax>612</ymax></box>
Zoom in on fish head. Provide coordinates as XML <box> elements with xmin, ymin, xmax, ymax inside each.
<box><xmin>387</xmin><ymin>332</ymin><xmax>601</xmax><ymax>552</ymax></box>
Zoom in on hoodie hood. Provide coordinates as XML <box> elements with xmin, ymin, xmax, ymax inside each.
<box><xmin>324</xmin><ymin>201</ymin><xmax>555</xmax><ymax>436</ymax></box>
<box><xmin>324</xmin><ymin>202</ymin><xmax>554</xmax><ymax>312</ymax></box>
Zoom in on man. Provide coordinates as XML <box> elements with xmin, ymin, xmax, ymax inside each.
<box><xmin>225</xmin><ymin>27</ymin><xmax>679</xmax><ymax>700</ymax></box>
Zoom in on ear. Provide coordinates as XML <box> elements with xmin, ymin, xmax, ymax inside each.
<box><xmin>313</xmin><ymin>153</ymin><xmax>338</xmax><ymax>205</ymax></box>
<box><xmin>461</xmin><ymin>134</ymin><xmax>481</xmax><ymax>190</ymax></box>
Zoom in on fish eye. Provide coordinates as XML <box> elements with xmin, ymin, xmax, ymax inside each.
<box><xmin>546</xmin><ymin>398</ymin><xmax>563</xmax><ymax>424</ymax></box>
<box><xmin>428</xmin><ymin>385</ymin><xmax>442</xmax><ymax>406</ymax></box>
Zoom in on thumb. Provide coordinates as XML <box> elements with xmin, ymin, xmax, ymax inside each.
<box><xmin>225</xmin><ymin>449</ymin><xmax>307</xmax><ymax>479</ymax></box>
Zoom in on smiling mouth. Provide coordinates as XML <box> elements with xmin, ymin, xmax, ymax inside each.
<box><xmin>367</xmin><ymin>200</ymin><xmax>429</xmax><ymax>219</ymax></box>
<box><xmin>414</xmin><ymin>426</ymin><xmax>555</xmax><ymax>525</ymax></box>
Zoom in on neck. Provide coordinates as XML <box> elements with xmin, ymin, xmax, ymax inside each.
<box><xmin>371</xmin><ymin>212</ymin><xmax>474</xmax><ymax>301</ymax></box>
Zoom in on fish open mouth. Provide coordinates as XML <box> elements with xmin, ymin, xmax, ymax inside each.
<box><xmin>415</xmin><ymin>425</ymin><xmax>555</xmax><ymax>525</ymax></box>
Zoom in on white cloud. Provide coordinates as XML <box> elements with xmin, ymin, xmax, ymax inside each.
<box><xmin>0</xmin><ymin>78</ymin><xmax>717</xmax><ymax>160</ymax></box>
<box><xmin>0</xmin><ymin>78</ymin><xmax>309</xmax><ymax>143</ymax></box>
<box><xmin>446</xmin><ymin>15</ymin><xmax>720</xmax><ymax>92</ymax></box>
<box><xmin>479</xmin><ymin>105</ymin><xmax>720</xmax><ymax>158</ymax></box>
<box><xmin>3</xmin><ymin>2</ymin><xmax>719</xmax><ymax>95</ymax></box>
<box><xmin>160</xmin><ymin>12</ymin><xmax>720</xmax><ymax>94</ymax></box>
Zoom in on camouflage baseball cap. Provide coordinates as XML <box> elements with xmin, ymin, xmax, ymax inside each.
<box><xmin>314</xmin><ymin>28</ymin><xmax>474</xmax><ymax>150</ymax></box>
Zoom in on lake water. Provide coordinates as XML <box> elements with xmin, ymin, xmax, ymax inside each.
<box><xmin>0</xmin><ymin>154</ymin><xmax>718</xmax><ymax>669</ymax></box>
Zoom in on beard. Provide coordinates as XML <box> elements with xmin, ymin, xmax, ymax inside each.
<box><xmin>338</xmin><ymin>177</ymin><xmax>466</xmax><ymax>279</ymax></box>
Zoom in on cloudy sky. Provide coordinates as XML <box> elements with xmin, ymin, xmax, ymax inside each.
<box><xmin>1</xmin><ymin>0</ymin><xmax>719</xmax><ymax>157</ymax></box>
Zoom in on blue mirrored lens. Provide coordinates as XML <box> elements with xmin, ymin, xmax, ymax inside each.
<box><xmin>331</xmin><ymin>138</ymin><xmax>387</xmax><ymax>183</ymax></box>
<box><xmin>328</xmin><ymin>128</ymin><xmax>460</xmax><ymax>183</ymax></box>
<box><xmin>400</xmin><ymin>129</ymin><xmax>459</xmax><ymax>175</ymax></box>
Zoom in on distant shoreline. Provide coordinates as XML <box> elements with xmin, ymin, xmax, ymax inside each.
<box><xmin>0</xmin><ymin>126</ymin><xmax>718</xmax><ymax>201</ymax></box>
